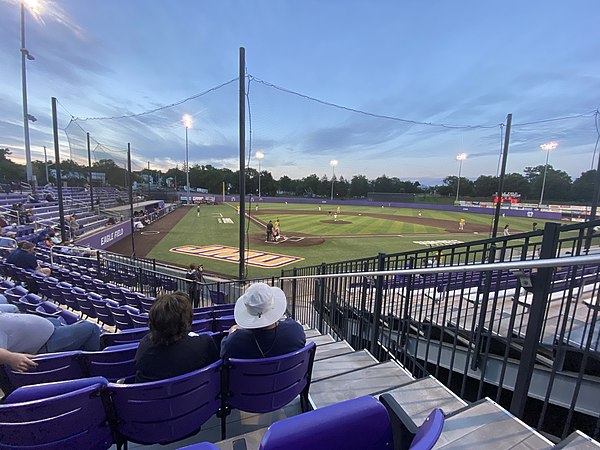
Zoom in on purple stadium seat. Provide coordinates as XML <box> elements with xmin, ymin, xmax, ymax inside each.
<box><xmin>16</xmin><ymin>293</ymin><xmax>44</xmax><ymax>314</ymax></box>
<box><xmin>82</xmin><ymin>343</ymin><xmax>139</xmax><ymax>382</ymax></box>
<box><xmin>190</xmin><ymin>318</ymin><xmax>213</xmax><ymax>333</ymax></box>
<box><xmin>108</xmin><ymin>360</ymin><xmax>223</xmax><ymax>447</ymax></box>
<box><xmin>379</xmin><ymin>392</ymin><xmax>445</xmax><ymax>450</ymax></box>
<box><xmin>127</xmin><ymin>310</ymin><xmax>149</xmax><ymax>328</ymax></box>
<box><xmin>0</xmin><ymin>377</ymin><xmax>113</xmax><ymax>450</ymax></box>
<box><xmin>3</xmin><ymin>285</ymin><xmax>28</xmax><ymax>304</ymax></box>
<box><xmin>257</xmin><ymin>396</ymin><xmax>394</xmax><ymax>450</ymax></box>
<box><xmin>91</xmin><ymin>296</ymin><xmax>118</xmax><ymax>327</ymax></box>
<box><xmin>100</xmin><ymin>327</ymin><xmax>150</xmax><ymax>348</ymax></box>
<box><xmin>220</xmin><ymin>342</ymin><xmax>316</xmax><ymax>439</ymax></box>
<box><xmin>177</xmin><ymin>443</ymin><xmax>220</xmax><ymax>450</ymax></box>
<box><xmin>0</xmin><ymin>351</ymin><xmax>84</xmax><ymax>394</ymax></box>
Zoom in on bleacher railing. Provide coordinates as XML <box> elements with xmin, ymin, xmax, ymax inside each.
<box><xmin>279</xmin><ymin>220</ymin><xmax>600</xmax><ymax>441</ymax></box>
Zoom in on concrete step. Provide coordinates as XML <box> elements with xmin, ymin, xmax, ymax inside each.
<box><xmin>435</xmin><ymin>398</ymin><xmax>554</xmax><ymax>449</ymax></box>
<box><xmin>309</xmin><ymin>360</ymin><xmax>414</xmax><ymax>409</ymax></box>
<box><xmin>306</xmin><ymin>333</ymin><xmax>336</xmax><ymax>346</ymax></box>
<box><xmin>314</xmin><ymin>340</ymin><xmax>355</xmax><ymax>361</ymax></box>
<box><xmin>554</xmin><ymin>430</ymin><xmax>600</xmax><ymax>449</ymax></box>
<box><xmin>304</xmin><ymin>328</ymin><xmax>322</xmax><ymax>338</ymax></box>
<box><xmin>380</xmin><ymin>375</ymin><xmax>468</xmax><ymax>425</ymax></box>
<box><xmin>312</xmin><ymin>349</ymin><xmax>379</xmax><ymax>382</ymax></box>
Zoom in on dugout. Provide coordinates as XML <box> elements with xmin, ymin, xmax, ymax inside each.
<box><xmin>367</xmin><ymin>192</ymin><xmax>416</xmax><ymax>203</ymax></box>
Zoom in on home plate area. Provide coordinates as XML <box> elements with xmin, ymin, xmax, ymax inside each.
<box><xmin>170</xmin><ymin>245</ymin><xmax>304</xmax><ymax>268</ymax></box>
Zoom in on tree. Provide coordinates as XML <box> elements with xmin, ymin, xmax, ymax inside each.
<box><xmin>503</xmin><ymin>173</ymin><xmax>530</xmax><ymax>198</ymax></box>
<box><xmin>0</xmin><ymin>148</ymin><xmax>24</xmax><ymax>183</ymax></box>
<box><xmin>349</xmin><ymin>175</ymin><xmax>370</xmax><ymax>198</ymax></box>
<box><xmin>473</xmin><ymin>175</ymin><xmax>499</xmax><ymax>197</ymax></box>
<box><xmin>443</xmin><ymin>175</ymin><xmax>474</xmax><ymax>198</ymax></box>
<box><xmin>527</xmin><ymin>165</ymin><xmax>572</xmax><ymax>202</ymax></box>
<box><xmin>571</xmin><ymin>170</ymin><xmax>597</xmax><ymax>203</ymax></box>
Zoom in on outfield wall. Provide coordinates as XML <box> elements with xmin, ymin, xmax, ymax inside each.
<box><xmin>221</xmin><ymin>195</ymin><xmax>562</xmax><ymax>220</ymax></box>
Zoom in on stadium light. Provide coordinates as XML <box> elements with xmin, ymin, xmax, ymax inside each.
<box><xmin>539</xmin><ymin>141</ymin><xmax>558</xmax><ymax>207</ymax></box>
<box><xmin>455</xmin><ymin>153</ymin><xmax>467</xmax><ymax>203</ymax></box>
<box><xmin>255</xmin><ymin>150</ymin><xmax>265</xmax><ymax>198</ymax></box>
<box><xmin>21</xmin><ymin>0</ymin><xmax>42</xmax><ymax>192</ymax></box>
<box><xmin>330</xmin><ymin>159</ymin><xmax>338</xmax><ymax>200</ymax></box>
<box><xmin>183</xmin><ymin>114</ymin><xmax>193</xmax><ymax>205</ymax></box>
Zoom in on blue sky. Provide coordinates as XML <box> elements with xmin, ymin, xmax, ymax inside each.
<box><xmin>0</xmin><ymin>0</ymin><xmax>599</xmax><ymax>185</ymax></box>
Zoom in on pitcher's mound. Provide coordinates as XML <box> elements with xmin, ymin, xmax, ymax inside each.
<box><xmin>321</xmin><ymin>219</ymin><xmax>352</xmax><ymax>224</ymax></box>
<box><xmin>248</xmin><ymin>233</ymin><xmax>324</xmax><ymax>247</ymax></box>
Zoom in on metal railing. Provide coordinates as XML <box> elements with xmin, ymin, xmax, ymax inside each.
<box><xmin>279</xmin><ymin>220</ymin><xmax>600</xmax><ymax>440</ymax></box>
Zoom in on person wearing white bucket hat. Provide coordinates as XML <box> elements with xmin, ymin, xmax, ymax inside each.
<box><xmin>220</xmin><ymin>283</ymin><xmax>306</xmax><ymax>359</ymax></box>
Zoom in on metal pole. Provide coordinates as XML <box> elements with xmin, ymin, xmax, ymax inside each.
<box><xmin>51</xmin><ymin>97</ymin><xmax>66</xmax><ymax>243</ymax></box>
<box><xmin>539</xmin><ymin>150</ymin><xmax>550</xmax><ymax>207</ymax></box>
<box><xmin>87</xmin><ymin>132</ymin><xmax>94</xmax><ymax>211</ymax></box>
<box><xmin>127</xmin><ymin>144</ymin><xmax>135</xmax><ymax>257</ymax></box>
<box><xmin>238</xmin><ymin>47</ymin><xmax>246</xmax><ymax>280</ymax></box>
<box><xmin>258</xmin><ymin>158</ymin><xmax>261</xmax><ymax>198</ymax></box>
<box><xmin>330</xmin><ymin>166</ymin><xmax>335</xmax><ymax>200</ymax></box>
<box><xmin>492</xmin><ymin>113</ymin><xmax>513</xmax><ymax>238</ymax></box>
<box><xmin>43</xmin><ymin>146</ymin><xmax>49</xmax><ymax>185</ymax></box>
<box><xmin>510</xmin><ymin>222</ymin><xmax>560</xmax><ymax>417</ymax></box>
<box><xmin>455</xmin><ymin>159</ymin><xmax>463</xmax><ymax>203</ymax></box>
<box><xmin>185</xmin><ymin>126</ymin><xmax>190</xmax><ymax>205</ymax></box>
<box><xmin>21</xmin><ymin>3</ymin><xmax>33</xmax><ymax>190</ymax></box>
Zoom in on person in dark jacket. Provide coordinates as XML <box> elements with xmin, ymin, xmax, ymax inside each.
<box><xmin>135</xmin><ymin>292</ymin><xmax>218</xmax><ymax>383</ymax></box>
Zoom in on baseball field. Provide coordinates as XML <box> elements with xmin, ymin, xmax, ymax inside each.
<box><xmin>112</xmin><ymin>202</ymin><xmax>548</xmax><ymax>279</ymax></box>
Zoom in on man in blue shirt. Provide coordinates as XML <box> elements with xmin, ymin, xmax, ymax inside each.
<box><xmin>220</xmin><ymin>283</ymin><xmax>306</xmax><ymax>359</ymax></box>
<box><xmin>6</xmin><ymin>241</ymin><xmax>51</xmax><ymax>276</ymax></box>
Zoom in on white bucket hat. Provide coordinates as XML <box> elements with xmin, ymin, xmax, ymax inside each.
<box><xmin>234</xmin><ymin>283</ymin><xmax>287</xmax><ymax>329</ymax></box>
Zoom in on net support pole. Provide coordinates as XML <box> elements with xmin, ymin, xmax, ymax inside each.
<box><xmin>51</xmin><ymin>97</ymin><xmax>67</xmax><ymax>243</ymax></box>
<box><xmin>127</xmin><ymin>143</ymin><xmax>136</xmax><ymax>257</ymax></box>
<box><xmin>491</xmin><ymin>113</ymin><xmax>512</xmax><ymax>238</ymax></box>
<box><xmin>238</xmin><ymin>47</ymin><xmax>246</xmax><ymax>280</ymax></box>
<box><xmin>87</xmin><ymin>132</ymin><xmax>94</xmax><ymax>211</ymax></box>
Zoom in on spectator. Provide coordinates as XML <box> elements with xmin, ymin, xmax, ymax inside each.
<box><xmin>220</xmin><ymin>283</ymin><xmax>306</xmax><ymax>359</ymax></box>
<box><xmin>503</xmin><ymin>224</ymin><xmax>510</xmax><ymax>236</ymax></box>
<box><xmin>135</xmin><ymin>292</ymin><xmax>218</xmax><ymax>383</ymax></box>
<box><xmin>0</xmin><ymin>311</ymin><xmax>101</xmax><ymax>354</ymax></box>
<box><xmin>6</xmin><ymin>241</ymin><xmax>51</xmax><ymax>276</ymax></box>
<box><xmin>0</xmin><ymin>293</ymin><xmax>19</xmax><ymax>313</ymax></box>
<box><xmin>186</xmin><ymin>264</ymin><xmax>204</xmax><ymax>308</ymax></box>
<box><xmin>45</xmin><ymin>192</ymin><xmax>55</xmax><ymax>202</ymax></box>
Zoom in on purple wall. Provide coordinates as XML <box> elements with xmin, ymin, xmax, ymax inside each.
<box><xmin>77</xmin><ymin>221</ymin><xmax>132</xmax><ymax>250</ymax></box>
<box><xmin>220</xmin><ymin>195</ymin><xmax>562</xmax><ymax>220</ymax></box>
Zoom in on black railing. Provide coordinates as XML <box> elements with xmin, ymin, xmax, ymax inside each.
<box><xmin>280</xmin><ymin>220</ymin><xmax>600</xmax><ymax>440</ymax></box>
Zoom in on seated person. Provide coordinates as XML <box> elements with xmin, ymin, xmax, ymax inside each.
<box><xmin>0</xmin><ymin>311</ymin><xmax>101</xmax><ymax>354</ymax></box>
<box><xmin>6</xmin><ymin>241</ymin><xmax>51</xmax><ymax>276</ymax></box>
<box><xmin>135</xmin><ymin>292</ymin><xmax>218</xmax><ymax>383</ymax></box>
<box><xmin>0</xmin><ymin>294</ymin><xmax>19</xmax><ymax>313</ymax></box>
<box><xmin>43</xmin><ymin>237</ymin><xmax>54</xmax><ymax>248</ymax></box>
<box><xmin>220</xmin><ymin>283</ymin><xmax>306</xmax><ymax>359</ymax></box>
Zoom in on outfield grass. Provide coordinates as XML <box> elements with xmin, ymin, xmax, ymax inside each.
<box><xmin>146</xmin><ymin>202</ymin><xmax>555</xmax><ymax>278</ymax></box>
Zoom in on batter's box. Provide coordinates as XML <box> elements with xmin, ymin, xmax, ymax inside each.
<box><xmin>286</xmin><ymin>236</ymin><xmax>304</xmax><ymax>243</ymax></box>
<box><xmin>170</xmin><ymin>245</ymin><xmax>303</xmax><ymax>268</ymax></box>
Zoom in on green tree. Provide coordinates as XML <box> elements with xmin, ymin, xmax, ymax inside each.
<box><xmin>0</xmin><ymin>148</ymin><xmax>24</xmax><ymax>183</ymax></box>
<box><xmin>571</xmin><ymin>170</ymin><xmax>597</xmax><ymax>203</ymax></box>
<box><xmin>473</xmin><ymin>175</ymin><xmax>499</xmax><ymax>197</ymax></box>
<box><xmin>349</xmin><ymin>175</ymin><xmax>370</xmax><ymax>198</ymax></box>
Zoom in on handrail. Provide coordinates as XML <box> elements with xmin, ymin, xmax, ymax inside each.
<box><xmin>280</xmin><ymin>254</ymin><xmax>600</xmax><ymax>280</ymax></box>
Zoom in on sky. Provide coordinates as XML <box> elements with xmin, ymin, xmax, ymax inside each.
<box><xmin>0</xmin><ymin>0</ymin><xmax>599</xmax><ymax>186</ymax></box>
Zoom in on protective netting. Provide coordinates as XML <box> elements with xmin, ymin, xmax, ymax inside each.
<box><xmin>59</xmin><ymin>74</ymin><xmax>599</xmax><ymax>186</ymax></box>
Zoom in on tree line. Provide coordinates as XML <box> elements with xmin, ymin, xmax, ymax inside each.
<box><xmin>0</xmin><ymin>148</ymin><xmax>596</xmax><ymax>203</ymax></box>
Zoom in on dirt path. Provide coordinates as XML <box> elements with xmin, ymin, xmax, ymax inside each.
<box><xmin>252</xmin><ymin>208</ymin><xmax>491</xmax><ymax>233</ymax></box>
<box><xmin>106</xmin><ymin>205</ymin><xmax>190</xmax><ymax>258</ymax></box>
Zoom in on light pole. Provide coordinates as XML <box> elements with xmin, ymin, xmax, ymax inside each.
<box><xmin>539</xmin><ymin>141</ymin><xmax>558</xmax><ymax>207</ymax></box>
<box><xmin>330</xmin><ymin>159</ymin><xmax>338</xmax><ymax>200</ymax></box>
<box><xmin>21</xmin><ymin>0</ymin><xmax>39</xmax><ymax>191</ymax></box>
<box><xmin>455</xmin><ymin>153</ymin><xmax>467</xmax><ymax>203</ymax></box>
<box><xmin>183</xmin><ymin>114</ymin><xmax>192</xmax><ymax>205</ymax></box>
<box><xmin>255</xmin><ymin>151</ymin><xmax>264</xmax><ymax>198</ymax></box>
